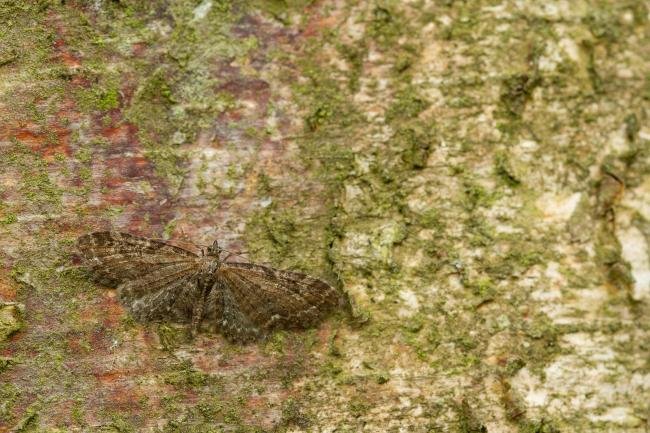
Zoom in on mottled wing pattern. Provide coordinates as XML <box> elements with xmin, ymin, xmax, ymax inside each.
<box><xmin>77</xmin><ymin>231</ymin><xmax>202</xmax><ymax>322</ymax></box>
<box><xmin>78</xmin><ymin>232</ymin><xmax>347</xmax><ymax>342</ymax></box>
<box><xmin>210</xmin><ymin>262</ymin><xmax>344</xmax><ymax>342</ymax></box>
<box><xmin>207</xmin><ymin>282</ymin><xmax>261</xmax><ymax>341</ymax></box>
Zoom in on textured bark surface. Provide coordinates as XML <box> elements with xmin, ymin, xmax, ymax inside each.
<box><xmin>0</xmin><ymin>1</ymin><xmax>649</xmax><ymax>432</ymax></box>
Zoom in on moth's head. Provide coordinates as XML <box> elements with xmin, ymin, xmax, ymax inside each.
<box><xmin>206</xmin><ymin>239</ymin><xmax>222</xmax><ymax>257</ymax></box>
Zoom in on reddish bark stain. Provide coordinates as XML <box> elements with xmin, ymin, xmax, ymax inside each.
<box><xmin>103</xmin><ymin>176</ymin><xmax>126</xmax><ymax>188</ymax></box>
<box><xmin>79</xmin><ymin>301</ymin><xmax>103</xmax><ymax>323</ymax></box>
<box><xmin>53</xmin><ymin>38</ymin><xmax>81</xmax><ymax>68</ymax></box>
<box><xmin>221</xmin><ymin>110</ymin><xmax>243</xmax><ymax>122</ymax></box>
<box><xmin>131</xmin><ymin>42</ymin><xmax>147</xmax><ymax>57</ymax></box>
<box><xmin>119</xmin><ymin>156</ymin><xmax>151</xmax><ymax>179</ymax></box>
<box><xmin>215</xmin><ymin>350</ymin><xmax>271</xmax><ymax>372</ymax></box>
<box><xmin>46</xmin><ymin>399</ymin><xmax>79</xmax><ymax>429</ymax></box>
<box><xmin>103</xmin><ymin>189</ymin><xmax>139</xmax><ymax>205</ymax></box>
<box><xmin>219</xmin><ymin>78</ymin><xmax>270</xmax><ymax>98</ymax></box>
<box><xmin>245</xmin><ymin>395</ymin><xmax>270</xmax><ymax>411</ymax></box>
<box><xmin>100</xmin><ymin>295</ymin><xmax>125</xmax><ymax>329</ymax></box>
<box><xmin>66</xmin><ymin>333</ymin><xmax>85</xmax><ymax>355</ymax></box>
<box><xmin>0</xmin><ymin>346</ymin><xmax>16</xmax><ymax>358</ymax></box>
<box><xmin>70</xmin><ymin>74</ymin><xmax>91</xmax><ymax>87</ymax></box>
<box><xmin>13</xmin><ymin>129</ymin><xmax>44</xmax><ymax>148</ymax></box>
<box><xmin>302</xmin><ymin>15</ymin><xmax>338</xmax><ymax>38</ymax></box>
<box><xmin>100</xmin><ymin>123</ymin><xmax>138</xmax><ymax>146</ymax></box>
<box><xmin>138</xmin><ymin>328</ymin><xmax>159</xmax><ymax>348</ymax></box>
<box><xmin>0</xmin><ymin>280</ymin><xmax>16</xmax><ymax>300</ymax></box>
<box><xmin>109</xmin><ymin>385</ymin><xmax>145</xmax><ymax>411</ymax></box>
<box><xmin>93</xmin><ymin>362</ymin><xmax>151</xmax><ymax>385</ymax></box>
<box><xmin>316</xmin><ymin>323</ymin><xmax>335</xmax><ymax>344</ymax></box>
<box><xmin>50</xmin><ymin>9</ymin><xmax>82</xmax><ymax>69</ymax></box>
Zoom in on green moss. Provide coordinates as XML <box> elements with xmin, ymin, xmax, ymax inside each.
<box><xmin>0</xmin><ymin>382</ymin><xmax>20</xmax><ymax>421</ymax></box>
<box><xmin>400</xmin><ymin>313</ymin><xmax>444</xmax><ymax>361</ymax></box>
<box><xmin>498</xmin><ymin>378</ymin><xmax>527</xmax><ymax>423</ymax></box>
<box><xmin>580</xmin><ymin>40</ymin><xmax>604</xmax><ymax>94</ymax></box>
<box><xmin>319</xmin><ymin>359</ymin><xmax>343</xmax><ymax>379</ymax></box>
<box><xmin>521</xmin><ymin>314</ymin><xmax>560</xmax><ymax>372</ymax></box>
<box><xmin>246</xmin><ymin>204</ymin><xmax>296</xmax><ymax>258</ymax></box>
<box><xmin>368</xmin><ymin>5</ymin><xmax>407</xmax><ymax>47</ymax></box>
<box><xmin>494</xmin><ymin>151</ymin><xmax>521</xmax><ymax>186</ymax></box>
<box><xmin>76</xmin><ymin>82</ymin><xmax>121</xmax><ymax>112</ymax></box>
<box><xmin>392</xmin><ymin>44</ymin><xmax>419</xmax><ymax>75</ymax></box>
<box><xmin>0</xmin><ymin>2</ymin><xmax>66</xmax><ymax>118</ymax></box>
<box><xmin>464</xmin><ymin>277</ymin><xmax>496</xmax><ymax>301</ymax></box>
<box><xmin>0</xmin><ymin>45</ymin><xmax>18</xmax><ymax>66</ymax></box>
<box><xmin>222</xmin><ymin>406</ymin><xmax>242</xmax><ymax>425</ymax></box>
<box><xmin>386</xmin><ymin>87</ymin><xmax>430</xmax><ymax>122</ymax></box>
<box><xmin>499</xmin><ymin>73</ymin><xmax>541</xmax><ymax>119</ymax></box>
<box><xmin>454</xmin><ymin>334</ymin><xmax>478</xmax><ymax>352</ymax></box>
<box><xmin>295</xmin><ymin>63</ymin><xmax>360</xmax><ymax>134</ymax></box>
<box><xmin>98</xmin><ymin>1</ymin><xmax>245</xmax><ymax>185</ymax></box>
<box><xmin>454</xmin><ymin>400</ymin><xmax>487</xmax><ymax>433</ymax></box>
<box><xmin>305</xmin><ymin>103</ymin><xmax>335</xmax><ymax>132</ymax></box>
<box><xmin>106</xmin><ymin>415</ymin><xmax>136</xmax><ymax>433</ymax></box>
<box><xmin>505</xmin><ymin>358</ymin><xmax>526</xmax><ymax>376</ymax></box>
<box><xmin>375</xmin><ymin>372</ymin><xmax>390</xmax><ymax>385</ymax></box>
<box><xmin>162</xmin><ymin>219</ymin><xmax>178</xmax><ymax>241</ymax></box>
<box><xmin>278</xmin><ymin>365</ymin><xmax>305</xmax><ymax>390</ymax></box>
<box><xmin>125</xmin><ymin>68</ymin><xmax>175</xmax><ymax>140</ymax></box>
<box><xmin>141</xmin><ymin>146</ymin><xmax>187</xmax><ymax>192</ymax></box>
<box><xmin>583</xmin><ymin>10</ymin><xmax>622</xmax><ymax>44</ymax></box>
<box><xmin>518</xmin><ymin>419</ymin><xmax>560</xmax><ymax>433</ymax></box>
<box><xmin>22</xmin><ymin>172</ymin><xmax>62</xmax><ymax>205</ymax></box>
<box><xmin>595</xmin><ymin>226</ymin><xmax>634</xmax><ymax>293</ymax></box>
<box><xmin>462</xmin><ymin>182</ymin><xmax>495</xmax><ymax>211</ymax></box>
<box><xmin>164</xmin><ymin>360</ymin><xmax>215</xmax><ymax>389</ymax></box>
<box><xmin>348</xmin><ymin>395</ymin><xmax>371</xmax><ymax>418</ymax></box>
<box><xmin>0</xmin><ymin>356</ymin><xmax>16</xmax><ymax>374</ymax></box>
<box><xmin>11</xmin><ymin>408</ymin><xmax>38</xmax><ymax>433</ymax></box>
<box><xmin>624</xmin><ymin>113</ymin><xmax>640</xmax><ymax>143</ymax></box>
<box><xmin>644</xmin><ymin>73</ymin><xmax>650</xmax><ymax>100</ymax></box>
<box><xmin>6</xmin><ymin>140</ymin><xmax>62</xmax><ymax>209</ymax></box>
<box><xmin>261</xmin><ymin>331</ymin><xmax>288</xmax><ymax>356</ymax></box>
<box><xmin>417</xmin><ymin>208</ymin><xmax>443</xmax><ymax>230</ymax></box>
<box><xmin>0</xmin><ymin>302</ymin><xmax>24</xmax><ymax>342</ymax></box>
<box><xmin>157</xmin><ymin>324</ymin><xmax>188</xmax><ymax>351</ymax></box>
<box><xmin>481</xmin><ymin>239</ymin><xmax>544</xmax><ymax>280</ymax></box>
<box><xmin>15</xmin><ymin>254</ymin><xmax>96</xmax><ymax>297</ymax></box>
<box><xmin>279</xmin><ymin>398</ymin><xmax>311</xmax><ymax>429</ymax></box>
<box><xmin>251</xmin><ymin>0</ymin><xmax>314</xmax><ymax>24</ymax></box>
<box><xmin>337</xmin><ymin>42</ymin><xmax>366</xmax><ymax>92</ymax></box>
<box><xmin>97</xmin><ymin>86</ymin><xmax>120</xmax><ymax>110</ymax></box>
<box><xmin>441</xmin><ymin>9</ymin><xmax>482</xmax><ymax>42</ymax></box>
<box><xmin>394</xmin><ymin>123</ymin><xmax>435</xmax><ymax>169</ymax></box>
<box><xmin>0</xmin><ymin>213</ymin><xmax>17</xmax><ymax>225</ymax></box>
<box><xmin>70</xmin><ymin>401</ymin><xmax>85</xmax><ymax>427</ymax></box>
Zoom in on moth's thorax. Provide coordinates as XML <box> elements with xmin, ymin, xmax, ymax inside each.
<box><xmin>199</xmin><ymin>256</ymin><xmax>221</xmax><ymax>274</ymax></box>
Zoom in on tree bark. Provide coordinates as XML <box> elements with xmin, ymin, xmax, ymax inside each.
<box><xmin>0</xmin><ymin>1</ymin><xmax>649</xmax><ymax>432</ymax></box>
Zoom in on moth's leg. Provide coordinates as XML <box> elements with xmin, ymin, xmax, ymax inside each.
<box><xmin>221</xmin><ymin>252</ymin><xmax>233</xmax><ymax>262</ymax></box>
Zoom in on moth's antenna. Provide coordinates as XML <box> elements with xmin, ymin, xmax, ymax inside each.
<box><xmin>219</xmin><ymin>248</ymin><xmax>252</xmax><ymax>262</ymax></box>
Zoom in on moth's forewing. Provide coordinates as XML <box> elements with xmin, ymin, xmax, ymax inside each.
<box><xmin>77</xmin><ymin>231</ymin><xmax>202</xmax><ymax>321</ymax></box>
<box><xmin>210</xmin><ymin>262</ymin><xmax>345</xmax><ymax>342</ymax></box>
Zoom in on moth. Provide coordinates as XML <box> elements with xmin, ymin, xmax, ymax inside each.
<box><xmin>77</xmin><ymin>231</ymin><xmax>347</xmax><ymax>342</ymax></box>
